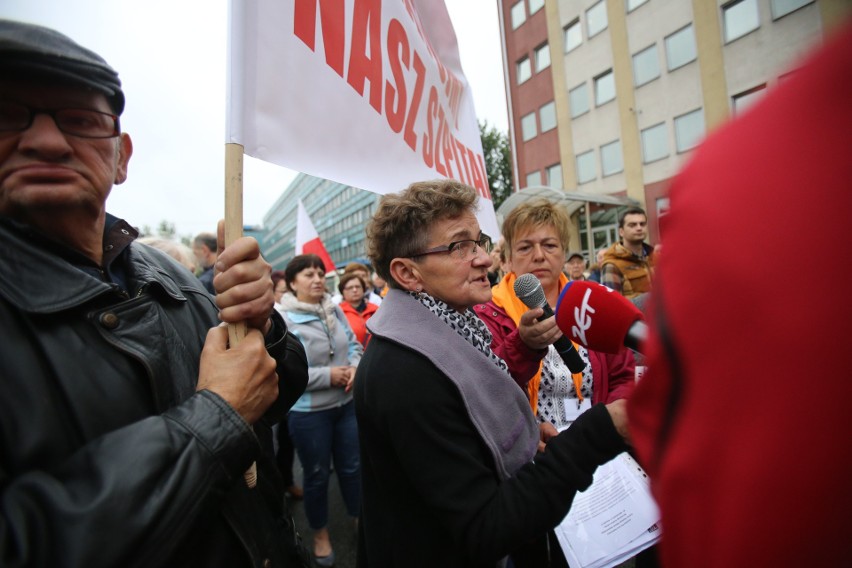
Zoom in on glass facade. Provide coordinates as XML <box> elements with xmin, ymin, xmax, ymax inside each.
<box><xmin>260</xmin><ymin>174</ymin><xmax>379</xmax><ymax>271</ymax></box>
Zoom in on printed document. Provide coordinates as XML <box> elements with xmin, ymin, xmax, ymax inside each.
<box><xmin>554</xmin><ymin>452</ymin><xmax>661</xmax><ymax>568</ymax></box>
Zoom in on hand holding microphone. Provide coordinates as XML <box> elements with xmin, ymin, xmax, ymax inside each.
<box><xmin>514</xmin><ymin>273</ymin><xmax>587</xmax><ymax>373</ymax></box>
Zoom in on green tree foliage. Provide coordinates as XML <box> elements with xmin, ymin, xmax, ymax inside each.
<box><xmin>479</xmin><ymin>120</ymin><xmax>513</xmax><ymax>211</ymax></box>
<box><xmin>157</xmin><ymin>220</ymin><xmax>176</xmax><ymax>240</ymax></box>
<box><xmin>137</xmin><ymin>221</ymin><xmax>191</xmax><ymax>246</ymax></box>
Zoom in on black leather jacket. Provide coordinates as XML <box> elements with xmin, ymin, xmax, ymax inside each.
<box><xmin>0</xmin><ymin>216</ymin><xmax>308</xmax><ymax>567</ymax></box>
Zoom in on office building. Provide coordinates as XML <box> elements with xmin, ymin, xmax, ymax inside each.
<box><xmin>260</xmin><ymin>173</ymin><xmax>379</xmax><ymax>271</ymax></box>
<box><xmin>498</xmin><ymin>0</ymin><xmax>848</xmax><ymax>249</ymax></box>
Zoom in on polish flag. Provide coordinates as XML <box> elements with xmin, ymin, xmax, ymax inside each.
<box><xmin>296</xmin><ymin>200</ymin><xmax>336</xmax><ymax>274</ymax></box>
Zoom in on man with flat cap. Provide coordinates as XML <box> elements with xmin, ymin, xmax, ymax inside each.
<box><xmin>0</xmin><ymin>19</ymin><xmax>310</xmax><ymax>567</ymax></box>
<box><xmin>562</xmin><ymin>250</ymin><xmax>587</xmax><ymax>281</ymax></box>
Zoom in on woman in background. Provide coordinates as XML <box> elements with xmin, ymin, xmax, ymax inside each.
<box><xmin>476</xmin><ymin>198</ymin><xmax>635</xmax><ymax>566</ymax></box>
<box><xmin>337</xmin><ymin>273</ymin><xmax>378</xmax><ymax>347</ymax></box>
<box><xmin>279</xmin><ymin>254</ymin><xmax>364</xmax><ymax>567</ymax></box>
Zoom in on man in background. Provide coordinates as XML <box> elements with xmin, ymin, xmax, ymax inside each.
<box><xmin>193</xmin><ymin>231</ymin><xmax>218</xmax><ymax>294</ymax></box>
<box><xmin>600</xmin><ymin>208</ymin><xmax>654</xmax><ymax>298</ymax></box>
<box><xmin>563</xmin><ymin>250</ymin><xmax>586</xmax><ymax>281</ymax></box>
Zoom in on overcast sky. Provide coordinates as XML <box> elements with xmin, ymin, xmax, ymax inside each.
<box><xmin>1</xmin><ymin>0</ymin><xmax>509</xmax><ymax>238</ymax></box>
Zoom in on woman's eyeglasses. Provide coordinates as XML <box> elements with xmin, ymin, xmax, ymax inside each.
<box><xmin>407</xmin><ymin>232</ymin><xmax>492</xmax><ymax>261</ymax></box>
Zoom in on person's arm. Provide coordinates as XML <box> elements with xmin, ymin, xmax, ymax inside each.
<box><xmin>212</xmin><ymin>223</ymin><xmax>275</xmax><ymax>334</ymax></box>
<box><xmin>209</xmin><ymin>223</ymin><xmax>308</xmax><ymax>416</ymax></box>
<box><xmin>602</xmin><ymin>347</ymin><xmax>636</xmax><ymax>403</ymax></box>
<box><xmin>600</xmin><ymin>262</ymin><xmax>623</xmax><ymax>294</ymax></box>
<box><xmin>262</xmin><ymin>310</ymin><xmax>309</xmax><ymax>419</ymax></box>
<box><xmin>336</xmin><ymin>305</ymin><xmax>364</xmax><ymax>368</ymax></box>
<box><xmin>285</xmin><ymin>324</ymin><xmax>333</xmax><ymax>392</ymax></box>
<box><xmin>335</xmin><ymin>307</ymin><xmax>363</xmax><ymax>392</ymax></box>
<box><xmin>476</xmin><ymin>304</ymin><xmax>546</xmax><ymax>387</ymax></box>
<box><xmin>0</xmin><ymin>372</ymin><xmax>263</xmax><ymax>567</ymax></box>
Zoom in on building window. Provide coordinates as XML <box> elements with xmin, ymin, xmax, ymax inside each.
<box><xmin>569</xmin><ymin>83</ymin><xmax>590</xmax><ymax>118</ymax></box>
<box><xmin>529</xmin><ymin>0</ymin><xmax>545</xmax><ymax>16</ymax></box>
<box><xmin>641</xmin><ymin>123</ymin><xmax>669</xmax><ymax>163</ymax></box>
<box><xmin>517</xmin><ymin>57</ymin><xmax>531</xmax><ymax>84</ymax></box>
<box><xmin>539</xmin><ymin>101</ymin><xmax>557</xmax><ymax>132</ymax></box>
<box><xmin>724</xmin><ymin>0</ymin><xmax>760</xmax><ymax>43</ymax></box>
<box><xmin>732</xmin><ymin>84</ymin><xmax>767</xmax><ymax>115</ymax></box>
<box><xmin>633</xmin><ymin>44</ymin><xmax>660</xmax><ymax>87</ymax></box>
<box><xmin>535</xmin><ymin>43</ymin><xmax>551</xmax><ymax>72</ymax></box>
<box><xmin>586</xmin><ymin>1</ymin><xmax>608</xmax><ymax>38</ymax></box>
<box><xmin>564</xmin><ymin>19</ymin><xmax>582</xmax><ymax>53</ymax></box>
<box><xmin>771</xmin><ymin>0</ymin><xmax>813</xmax><ymax>19</ymax></box>
<box><xmin>526</xmin><ymin>170</ymin><xmax>542</xmax><ymax>187</ymax></box>
<box><xmin>576</xmin><ymin>150</ymin><xmax>597</xmax><ymax>184</ymax></box>
<box><xmin>600</xmin><ymin>139</ymin><xmax>623</xmax><ymax>176</ymax></box>
<box><xmin>627</xmin><ymin>0</ymin><xmax>649</xmax><ymax>11</ymax></box>
<box><xmin>595</xmin><ymin>70</ymin><xmax>615</xmax><ymax>106</ymax></box>
<box><xmin>521</xmin><ymin>111</ymin><xmax>537</xmax><ymax>141</ymax></box>
<box><xmin>674</xmin><ymin>108</ymin><xmax>705</xmax><ymax>152</ymax></box>
<box><xmin>665</xmin><ymin>24</ymin><xmax>697</xmax><ymax>71</ymax></box>
<box><xmin>511</xmin><ymin>1</ymin><xmax>526</xmax><ymax>29</ymax></box>
<box><xmin>547</xmin><ymin>163</ymin><xmax>563</xmax><ymax>187</ymax></box>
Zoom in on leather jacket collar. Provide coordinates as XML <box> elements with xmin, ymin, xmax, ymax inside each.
<box><xmin>0</xmin><ymin>215</ymin><xmax>188</xmax><ymax>314</ymax></box>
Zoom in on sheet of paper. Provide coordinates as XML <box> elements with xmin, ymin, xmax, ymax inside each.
<box><xmin>554</xmin><ymin>453</ymin><xmax>661</xmax><ymax>568</ymax></box>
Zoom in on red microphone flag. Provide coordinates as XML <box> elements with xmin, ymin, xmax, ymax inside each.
<box><xmin>555</xmin><ymin>281</ymin><xmax>643</xmax><ymax>354</ymax></box>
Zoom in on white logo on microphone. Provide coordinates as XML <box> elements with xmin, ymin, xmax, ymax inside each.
<box><xmin>572</xmin><ymin>288</ymin><xmax>595</xmax><ymax>346</ymax></box>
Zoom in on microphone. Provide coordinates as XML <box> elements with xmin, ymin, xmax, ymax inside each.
<box><xmin>555</xmin><ymin>280</ymin><xmax>647</xmax><ymax>354</ymax></box>
<box><xmin>514</xmin><ymin>273</ymin><xmax>587</xmax><ymax>373</ymax></box>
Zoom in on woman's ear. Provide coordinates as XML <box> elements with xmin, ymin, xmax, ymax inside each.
<box><xmin>389</xmin><ymin>258</ymin><xmax>422</xmax><ymax>292</ymax></box>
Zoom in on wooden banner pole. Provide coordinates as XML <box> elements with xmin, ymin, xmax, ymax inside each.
<box><xmin>225</xmin><ymin>142</ymin><xmax>256</xmax><ymax>488</ymax></box>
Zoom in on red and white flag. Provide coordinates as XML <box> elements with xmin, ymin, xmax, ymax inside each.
<box><xmin>296</xmin><ymin>199</ymin><xmax>336</xmax><ymax>273</ymax></box>
<box><xmin>226</xmin><ymin>0</ymin><xmax>498</xmax><ymax>237</ymax></box>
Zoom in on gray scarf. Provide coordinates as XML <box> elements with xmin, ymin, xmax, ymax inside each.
<box><xmin>367</xmin><ymin>289</ymin><xmax>538</xmax><ymax>479</ymax></box>
<box><xmin>410</xmin><ymin>290</ymin><xmax>510</xmax><ymax>374</ymax></box>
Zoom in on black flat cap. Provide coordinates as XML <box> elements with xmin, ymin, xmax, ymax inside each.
<box><xmin>0</xmin><ymin>19</ymin><xmax>125</xmax><ymax>114</ymax></box>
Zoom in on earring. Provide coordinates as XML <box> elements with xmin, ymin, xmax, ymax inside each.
<box><xmin>415</xmin><ymin>286</ymin><xmax>422</xmax><ymax>292</ymax></box>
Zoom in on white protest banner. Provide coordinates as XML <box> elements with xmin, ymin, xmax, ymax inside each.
<box><xmin>226</xmin><ymin>0</ymin><xmax>498</xmax><ymax>237</ymax></box>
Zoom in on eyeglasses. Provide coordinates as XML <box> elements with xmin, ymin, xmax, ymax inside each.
<box><xmin>0</xmin><ymin>100</ymin><xmax>120</xmax><ymax>139</ymax></box>
<box><xmin>408</xmin><ymin>231</ymin><xmax>492</xmax><ymax>261</ymax></box>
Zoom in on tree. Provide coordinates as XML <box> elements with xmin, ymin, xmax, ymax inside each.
<box><xmin>479</xmin><ymin>120</ymin><xmax>513</xmax><ymax>211</ymax></box>
<box><xmin>157</xmin><ymin>220</ymin><xmax>177</xmax><ymax>240</ymax></box>
<box><xmin>137</xmin><ymin>221</ymin><xmax>191</xmax><ymax>246</ymax></box>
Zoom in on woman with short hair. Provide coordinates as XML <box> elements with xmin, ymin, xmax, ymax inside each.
<box><xmin>337</xmin><ymin>273</ymin><xmax>378</xmax><ymax>347</ymax></box>
<box><xmin>476</xmin><ymin>198</ymin><xmax>636</xmax><ymax>566</ymax></box>
<box><xmin>353</xmin><ymin>180</ymin><xmax>628</xmax><ymax>567</ymax></box>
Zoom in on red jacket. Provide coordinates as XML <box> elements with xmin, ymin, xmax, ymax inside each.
<box><xmin>629</xmin><ymin>22</ymin><xmax>852</xmax><ymax>568</ymax></box>
<box><xmin>339</xmin><ymin>301</ymin><xmax>378</xmax><ymax>347</ymax></box>
<box><xmin>474</xmin><ymin>302</ymin><xmax>635</xmax><ymax>406</ymax></box>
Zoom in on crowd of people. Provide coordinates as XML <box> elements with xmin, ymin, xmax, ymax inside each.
<box><xmin>2</xmin><ymin>14</ymin><xmax>849</xmax><ymax>568</ymax></box>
